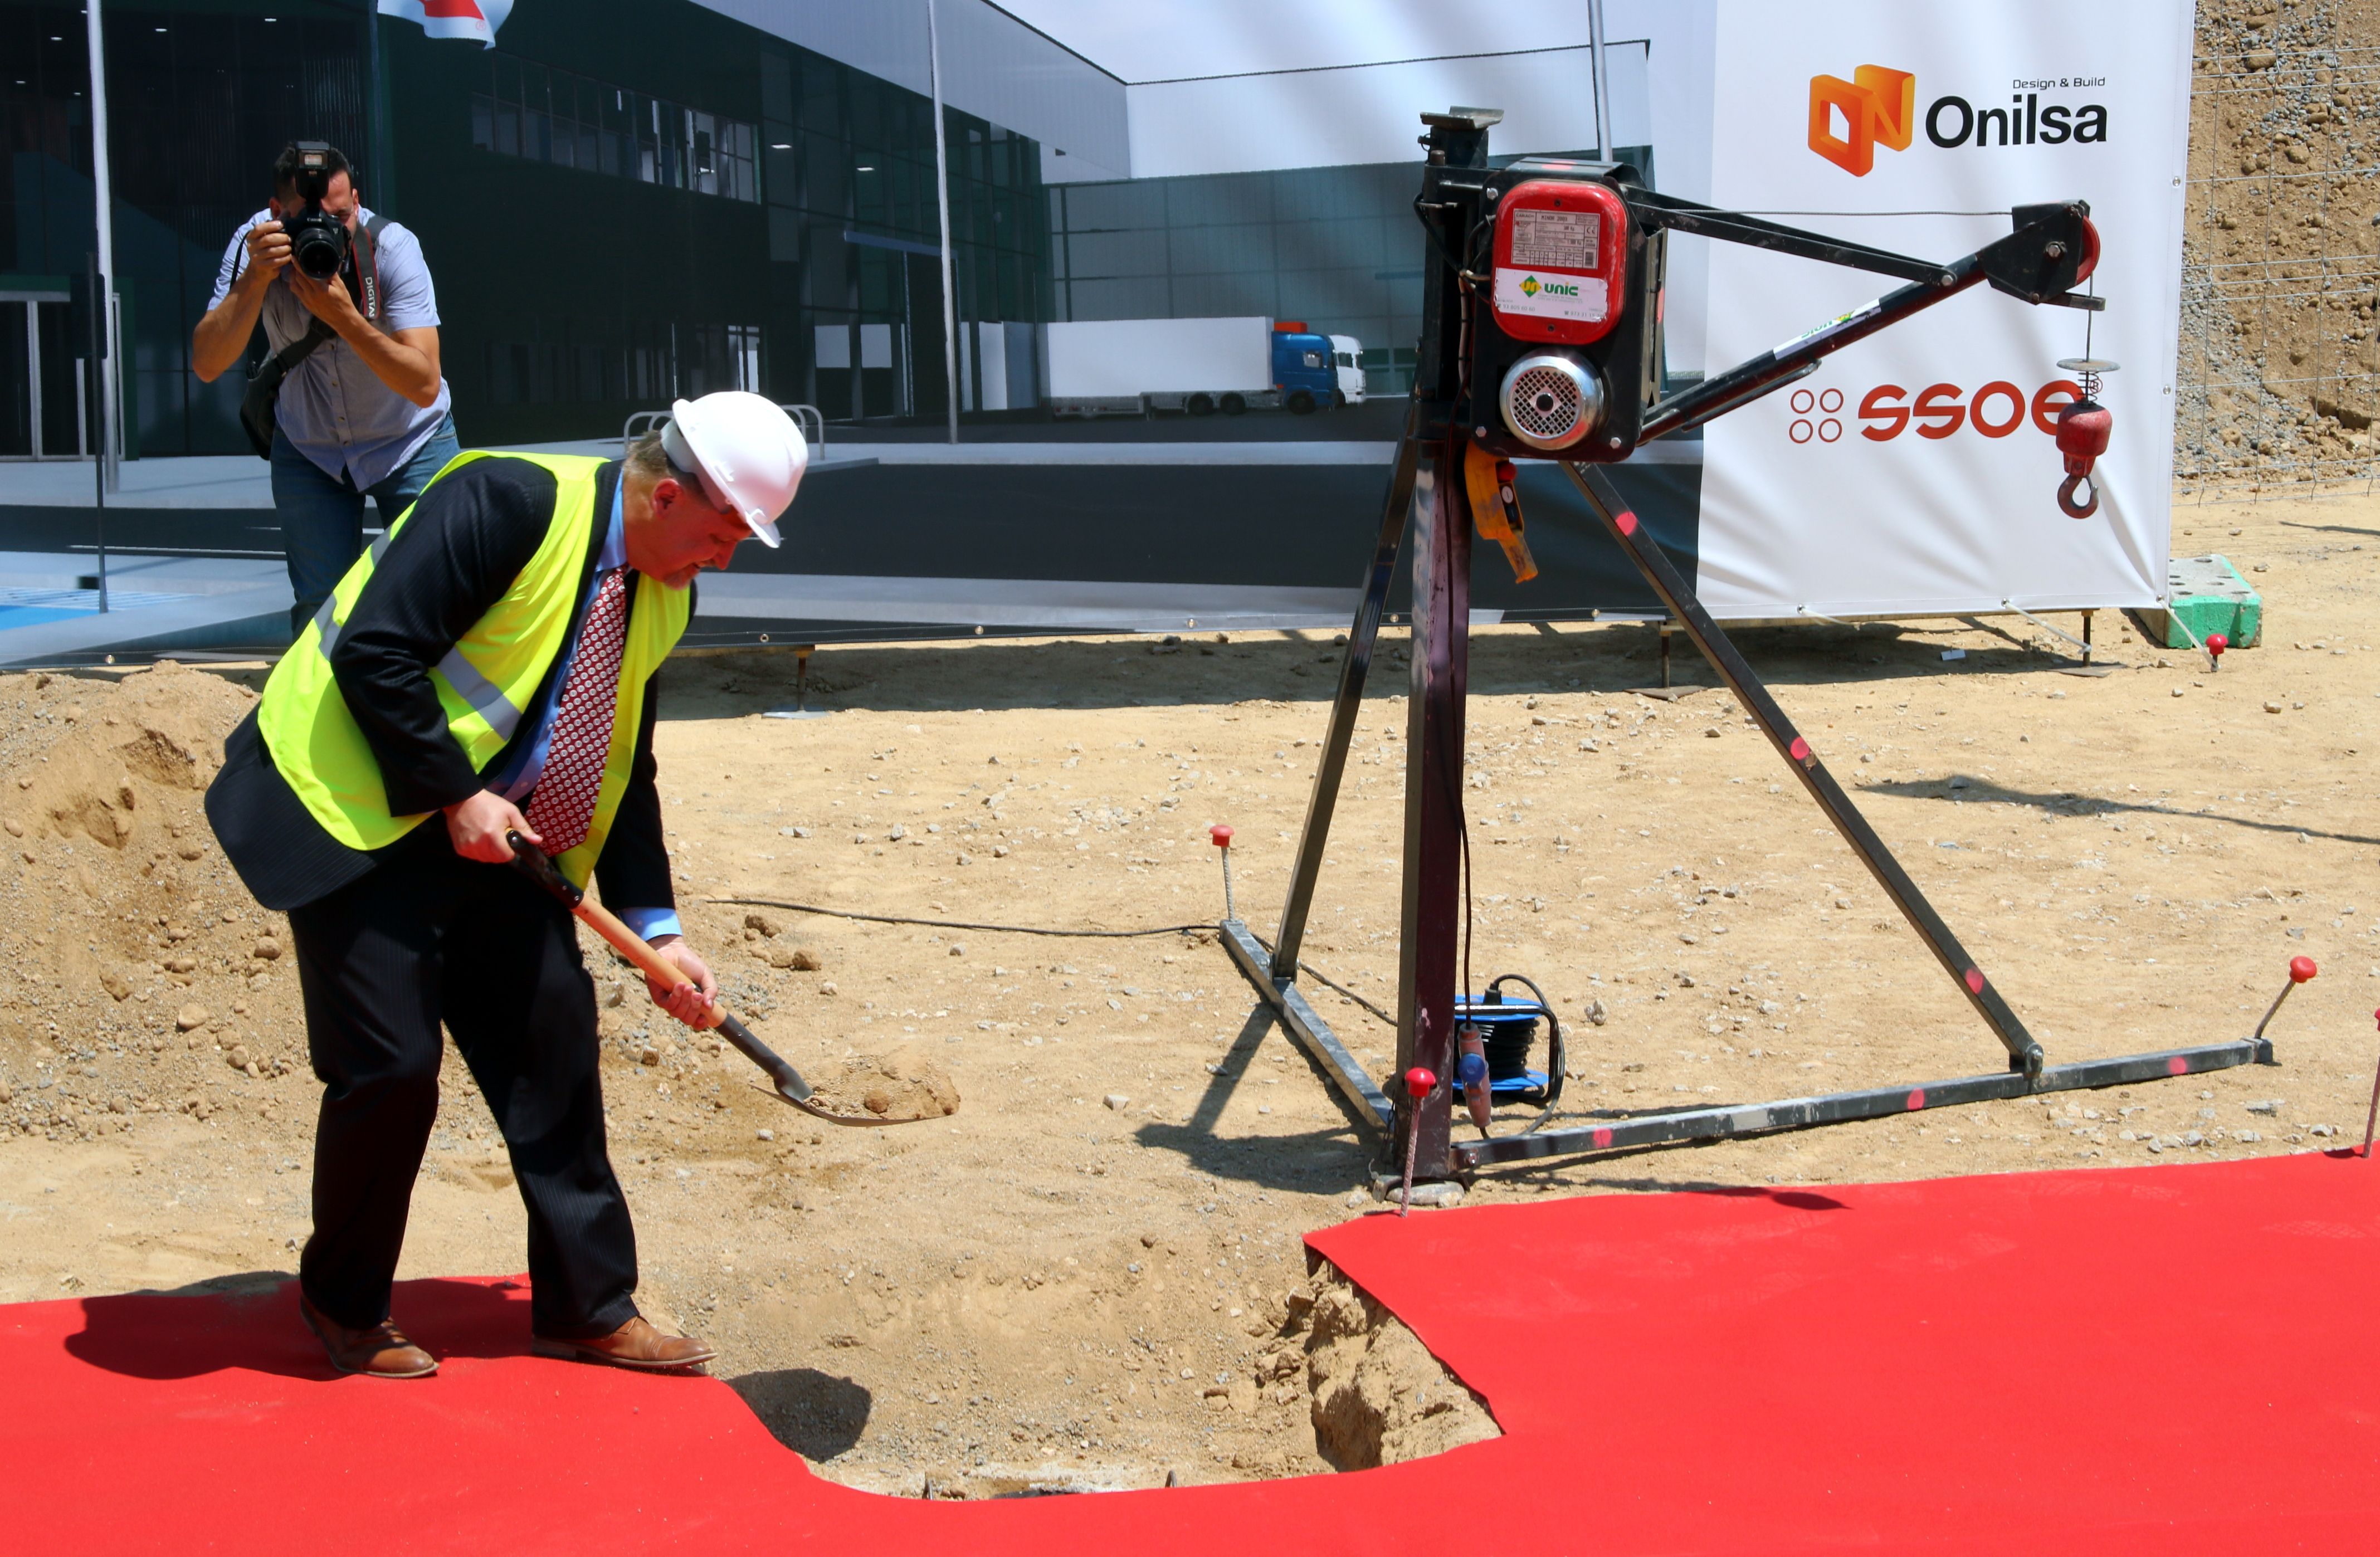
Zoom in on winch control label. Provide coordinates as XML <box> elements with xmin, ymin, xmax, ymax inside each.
<box><xmin>1488</xmin><ymin>178</ymin><xmax>1627</xmax><ymax>343</ymax></box>
<box><xmin>1509</xmin><ymin>208</ymin><xmax>1600</xmax><ymax>271</ymax></box>
<box><xmin>1495</xmin><ymin>268</ymin><xmax>1608</xmax><ymax>323</ymax></box>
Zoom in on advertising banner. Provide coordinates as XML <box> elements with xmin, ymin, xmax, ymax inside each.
<box><xmin>1696</xmin><ymin>1</ymin><xmax>2191</xmax><ymax>619</ymax></box>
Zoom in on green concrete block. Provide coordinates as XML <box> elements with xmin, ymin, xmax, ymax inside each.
<box><xmin>2142</xmin><ymin>554</ymin><xmax>2261</xmax><ymax>650</ymax></box>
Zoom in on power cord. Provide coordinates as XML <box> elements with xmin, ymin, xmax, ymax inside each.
<box><xmin>709</xmin><ymin>896</ymin><xmax>1209</xmax><ymax>940</ymax></box>
<box><xmin>708</xmin><ymin>897</ymin><xmax>1403</xmax><ymax>1029</ymax></box>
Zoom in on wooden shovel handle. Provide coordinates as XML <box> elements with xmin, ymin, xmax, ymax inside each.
<box><xmin>500</xmin><ymin>829</ymin><xmax>725</xmax><ymax>1029</ymax></box>
<box><xmin>569</xmin><ymin>894</ymin><xmax>726</xmax><ymax>1031</ymax></box>
<box><xmin>504</xmin><ymin>830</ymin><xmax>884</xmax><ymax>1121</ymax></box>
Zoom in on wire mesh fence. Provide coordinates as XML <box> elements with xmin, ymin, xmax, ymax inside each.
<box><xmin>2175</xmin><ymin>33</ymin><xmax>2380</xmax><ymax>501</ymax></box>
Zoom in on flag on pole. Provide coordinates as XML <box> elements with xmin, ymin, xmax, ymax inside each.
<box><xmin>377</xmin><ymin>0</ymin><xmax>513</xmax><ymax>48</ymax></box>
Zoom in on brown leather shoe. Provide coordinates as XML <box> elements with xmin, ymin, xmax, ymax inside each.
<box><xmin>299</xmin><ymin>1293</ymin><xmax>438</xmax><ymax>1379</ymax></box>
<box><xmin>531</xmin><ymin>1315</ymin><xmax>715</xmax><ymax>1372</ymax></box>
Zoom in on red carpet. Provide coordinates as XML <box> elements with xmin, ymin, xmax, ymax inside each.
<box><xmin>6</xmin><ymin>1154</ymin><xmax>2377</xmax><ymax>1553</ymax></box>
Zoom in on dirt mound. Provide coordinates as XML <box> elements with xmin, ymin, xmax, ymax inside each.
<box><xmin>811</xmin><ymin>1044</ymin><xmax>960</xmax><ymax>1120</ymax></box>
<box><xmin>9</xmin><ymin>663</ymin><xmax>241</xmax><ymax>854</ymax></box>
<box><xmin>1294</xmin><ymin>1260</ymin><xmax>1499</xmax><ymax>1471</ymax></box>
<box><xmin>0</xmin><ymin>662</ymin><xmax>295</xmax><ymax>1134</ymax></box>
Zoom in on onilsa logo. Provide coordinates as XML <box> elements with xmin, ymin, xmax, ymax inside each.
<box><xmin>1808</xmin><ymin>65</ymin><xmax>1914</xmax><ymax>177</ymax></box>
<box><xmin>1808</xmin><ymin>64</ymin><xmax>2112</xmax><ymax>175</ymax></box>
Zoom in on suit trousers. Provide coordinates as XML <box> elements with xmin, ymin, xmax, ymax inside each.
<box><xmin>287</xmin><ymin>829</ymin><xmax>638</xmax><ymax>1338</ymax></box>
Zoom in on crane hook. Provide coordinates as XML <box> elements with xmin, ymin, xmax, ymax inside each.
<box><xmin>2052</xmin><ymin>358</ymin><xmax>2118</xmax><ymax>521</ymax></box>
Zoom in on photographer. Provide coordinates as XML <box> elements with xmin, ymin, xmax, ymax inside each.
<box><xmin>193</xmin><ymin>141</ymin><xmax>457</xmax><ymax>635</ymax></box>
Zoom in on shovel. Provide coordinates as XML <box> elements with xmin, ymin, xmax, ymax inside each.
<box><xmin>505</xmin><ymin>831</ymin><xmax>926</xmax><ymax>1128</ymax></box>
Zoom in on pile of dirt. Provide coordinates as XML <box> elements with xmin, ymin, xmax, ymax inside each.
<box><xmin>12</xmin><ymin>662</ymin><xmax>236</xmax><ymax>853</ymax></box>
<box><xmin>810</xmin><ymin>1045</ymin><xmax>962</xmax><ymax>1121</ymax></box>
<box><xmin>0</xmin><ymin>662</ymin><xmax>307</xmax><ymax>1136</ymax></box>
<box><xmin>1292</xmin><ymin>1262</ymin><xmax>1499</xmax><ymax>1471</ymax></box>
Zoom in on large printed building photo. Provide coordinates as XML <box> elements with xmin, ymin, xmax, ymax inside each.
<box><xmin>0</xmin><ymin>0</ymin><xmax>1658</xmax><ymax>457</ymax></box>
<box><xmin>7</xmin><ymin>1</ymin><xmax>2178</xmax><ymax>652</ymax></box>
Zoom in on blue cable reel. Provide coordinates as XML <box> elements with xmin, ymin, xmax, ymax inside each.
<box><xmin>1450</xmin><ymin>973</ymin><xmax>1565</xmax><ymax>1110</ymax></box>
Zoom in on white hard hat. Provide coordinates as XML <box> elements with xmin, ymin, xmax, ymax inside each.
<box><xmin>660</xmin><ymin>391</ymin><xmax>806</xmax><ymax>548</ymax></box>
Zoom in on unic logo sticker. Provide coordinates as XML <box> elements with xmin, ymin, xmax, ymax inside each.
<box><xmin>1520</xmin><ymin>275</ymin><xmax>1540</xmax><ymax>297</ymax></box>
<box><xmin>1808</xmin><ymin>65</ymin><xmax>1914</xmax><ymax>177</ymax></box>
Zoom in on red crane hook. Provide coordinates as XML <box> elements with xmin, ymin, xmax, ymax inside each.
<box><xmin>2054</xmin><ymin>358</ymin><xmax>2118</xmax><ymax>519</ymax></box>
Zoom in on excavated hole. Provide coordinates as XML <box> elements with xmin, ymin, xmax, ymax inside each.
<box><xmin>730</xmin><ymin>1254</ymin><xmax>1499</xmax><ymax>1499</ymax></box>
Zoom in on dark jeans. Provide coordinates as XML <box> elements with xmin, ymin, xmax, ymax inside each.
<box><xmin>287</xmin><ymin>829</ymin><xmax>638</xmax><ymax>1338</ymax></box>
<box><xmin>271</xmin><ymin>414</ymin><xmax>461</xmax><ymax>637</ymax></box>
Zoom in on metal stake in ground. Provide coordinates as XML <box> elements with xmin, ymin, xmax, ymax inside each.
<box><xmin>1399</xmin><ymin>1067</ymin><xmax>1436</xmax><ymax>1218</ymax></box>
<box><xmin>764</xmin><ymin>644</ymin><xmax>830</xmax><ymax>720</ymax></box>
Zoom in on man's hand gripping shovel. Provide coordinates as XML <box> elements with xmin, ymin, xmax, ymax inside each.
<box><xmin>506</xmin><ymin>831</ymin><xmax>930</xmax><ymax>1128</ymax></box>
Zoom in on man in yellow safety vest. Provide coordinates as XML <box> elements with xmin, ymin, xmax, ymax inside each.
<box><xmin>207</xmin><ymin>391</ymin><xmax>807</xmax><ymax>1379</ymax></box>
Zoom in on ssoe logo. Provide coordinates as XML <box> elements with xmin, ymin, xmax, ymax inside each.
<box><xmin>1782</xmin><ymin>380</ymin><xmax>2085</xmax><ymax>445</ymax></box>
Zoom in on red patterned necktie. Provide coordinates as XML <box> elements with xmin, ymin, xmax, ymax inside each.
<box><xmin>521</xmin><ymin>568</ymin><xmax>630</xmax><ymax>856</ymax></box>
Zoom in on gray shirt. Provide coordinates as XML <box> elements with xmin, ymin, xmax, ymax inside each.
<box><xmin>208</xmin><ymin>205</ymin><xmax>453</xmax><ymax>489</ymax></box>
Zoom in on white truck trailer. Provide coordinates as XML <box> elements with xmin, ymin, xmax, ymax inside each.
<box><xmin>1045</xmin><ymin>316</ymin><xmax>1338</xmax><ymax>418</ymax></box>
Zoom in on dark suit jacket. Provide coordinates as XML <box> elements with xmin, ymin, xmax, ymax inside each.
<box><xmin>207</xmin><ymin>456</ymin><xmax>674</xmax><ymax>914</ymax></box>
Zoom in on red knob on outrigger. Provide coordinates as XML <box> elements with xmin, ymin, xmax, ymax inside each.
<box><xmin>2254</xmin><ymin>955</ymin><xmax>2318</xmax><ymax>1047</ymax></box>
<box><xmin>1209</xmin><ymin>823</ymin><xmax>1237</xmax><ymax>922</ymax></box>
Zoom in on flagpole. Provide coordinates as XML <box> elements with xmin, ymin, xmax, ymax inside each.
<box><xmin>927</xmin><ymin>0</ymin><xmax>959</xmax><ymax>445</ymax></box>
<box><xmin>365</xmin><ymin>1</ymin><xmax>386</xmax><ymax>203</ymax></box>
<box><xmin>86</xmin><ymin>0</ymin><xmax>118</xmax><ymax>603</ymax></box>
<box><xmin>1587</xmin><ymin>0</ymin><xmax>1612</xmax><ymax>160</ymax></box>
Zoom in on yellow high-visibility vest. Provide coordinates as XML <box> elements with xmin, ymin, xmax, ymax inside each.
<box><xmin>256</xmin><ymin>451</ymin><xmax>689</xmax><ymax>888</ymax></box>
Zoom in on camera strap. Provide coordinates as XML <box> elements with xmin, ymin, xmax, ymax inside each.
<box><xmin>352</xmin><ymin>214</ymin><xmax>386</xmax><ymax>323</ymax></box>
<box><xmin>233</xmin><ymin>212</ymin><xmax>398</xmax><ymax>460</ymax></box>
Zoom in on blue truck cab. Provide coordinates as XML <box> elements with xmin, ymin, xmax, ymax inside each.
<box><xmin>1271</xmin><ymin>322</ymin><xmax>1339</xmax><ymax>415</ymax></box>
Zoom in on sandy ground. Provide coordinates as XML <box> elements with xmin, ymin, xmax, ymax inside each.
<box><xmin>4</xmin><ymin>485</ymin><xmax>2379</xmax><ymax>1495</ymax></box>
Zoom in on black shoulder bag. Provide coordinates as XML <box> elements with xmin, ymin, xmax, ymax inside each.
<box><xmin>238</xmin><ymin>214</ymin><xmax>387</xmax><ymax>460</ymax></box>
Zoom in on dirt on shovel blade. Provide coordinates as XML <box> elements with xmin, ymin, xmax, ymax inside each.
<box><xmin>803</xmin><ymin>1045</ymin><xmax>960</xmax><ymax>1121</ymax></box>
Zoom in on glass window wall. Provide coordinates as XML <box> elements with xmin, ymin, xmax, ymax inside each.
<box><xmin>470</xmin><ymin>52</ymin><xmax>757</xmax><ymax>203</ymax></box>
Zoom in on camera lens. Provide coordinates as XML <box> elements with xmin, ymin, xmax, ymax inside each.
<box><xmin>295</xmin><ymin>235</ymin><xmax>341</xmax><ymax>280</ymax></box>
<box><xmin>290</xmin><ymin>212</ymin><xmax>348</xmax><ymax>281</ymax></box>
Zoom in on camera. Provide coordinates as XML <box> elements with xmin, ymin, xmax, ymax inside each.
<box><xmin>285</xmin><ymin>141</ymin><xmax>350</xmax><ymax>282</ymax></box>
